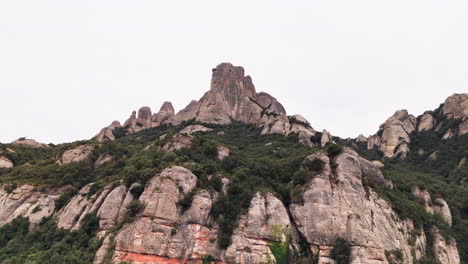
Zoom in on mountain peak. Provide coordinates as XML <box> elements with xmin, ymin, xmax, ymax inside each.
<box><xmin>98</xmin><ymin>63</ymin><xmax>317</xmax><ymax>146</ymax></box>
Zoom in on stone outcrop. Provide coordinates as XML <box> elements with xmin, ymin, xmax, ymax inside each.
<box><xmin>225</xmin><ymin>193</ymin><xmax>293</xmax><ymax>264</ymax></box>
<box><xmin>0</xmin><ymin>185</ymin><xmax>57</xmax><ymax>226</ymax></box>
<box><xmin>57</xmin><ymin>184</ymin><xmax>133</xmax><ymax>231</ymax></box>
<box><xmin>96</xmin><ymin>121</ymin><xmax>122</xmax><ymax>142</ymax></box>
<box><xmin>431</xmin><ymin>227</ymin><xmax>460</xmax><ymax>264</ymax></box>
<box><xmin>11</xmin><ymin>138</ymin><xmax>44</xmax><ymax>148</ymax></box>
<box><xmin>159</xmin><ymin>134</ymin><xmax>193</xmax><ymax>152</ymax></box>
<box><xmin>290</xmin><ymin>149</ymin><xmax>429</xmax><ymax>264</ymax></box>
<box><xmin>442</xmin><ymin>93</ymin><xmax>468</xmax><ymax>119</ymax></box>
<box><xmin>418</xmin><ymin>114</ymin><xmax>435</xmax><ymax>131</ymax></box>
<box><xmin>57</xmin><ymin>144</ymin><xmax>94</xmax><ymax>165</ymax></box>
<box><xmin>124</xmin><ymin>107</ymin><xmax>153</xmax><ymax>134</ymax></box>
<box><xmin>320</xmin><ymin>129</ymin><xmax>333</xmax><ymax>147</ymax></box>
<box><xmin>0</xmin><ymin>156</ymin><xmax>14</xmax><ymax>168</ymax></box>
<box><xmin>412</xmin><ymin>186</ymin><xmax>453</xmax><ymax>226</ymax></box>
<box><xmin>367</xmin><ymin>110</ymin><xmax>416</xmax><ymax>159</ymax></box>
<box><xmin>159</xmin><ymin>125</ymin><xmax>213</xmax><ymax>152</ymax></box>
<box><xmin>152</xmin><ymin>102</ymin><xmax>175</xmax><ymax>127</ymax></box>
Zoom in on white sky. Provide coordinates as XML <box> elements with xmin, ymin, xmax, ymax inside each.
<box><xmin>1</xmin><ymin>0</ymin><xmax>467</xmax><ymax>144</ymax></box>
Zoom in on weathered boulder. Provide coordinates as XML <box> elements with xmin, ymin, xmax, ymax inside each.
<box><xmin>179</xmin><ymin>124</ymin><xmax>213</xmax><ymax>135</ymax></box>
<box><xmin>113</xmin><ymin>166</ymin><xmax>217</xmax><ymax>263</ymax></box>
<box><xmin>0</xmin><ymin>185</ymin><xmax>57</xmax><ymax>226</ymax></box>
<box><xmin>0</xmin><ymin>156</ymin><xmax>14</xmax><ymax>168</ymax></box>
<box><xmin>152</xmin><ymin>101</ymin><xmax>175</xmax><ymax>126</ymax></box>
<box><xmin>418</xmin><ymin>113</ymin><xmax>435</xmax><ymax>131</ymax></box>
<box><xmin>96</xmin><ymin>121</ymin><xmax>122</xmax><ymax>142</ymax></box>
<box><xmin>442</xmin><ymin>93</ymin><xmax>468</xmax><ymax>119</ymax></box>
<box><xmin>163</xmin><ymin>63</ymin><xmax>316</xmax><ymax>146</ymax></box>
<box><xmin>358</xmin><ymin>157</ymin><xmax>388</xmax><ymax>187</ymax></box>
<box><xmin>11</xmin><ymin>138</ymin><xmax>44</xmax><ymax>148</ymax></box>
<box><xmin>369</xmin><ymin>110</ymin><xmax>416</xmax><ymax>158</ymax></box>
<box><xmin>320</xmin><ymin>129</ymin><xmax>333</xmax><ymax>147</ymax></box>
<box><xmin>159</xmin><ymin>134</ymin><xmax>193</xmax><ymax>152</ymax></box>
<box><xmin>97</xmin><ymin>185</ymin><xmax>129</xmax><ymax>230</ymax></box>
<box><xmin>165</xmin><ymin>100</ymin><xmax>201</xmax><ymax>125</ymax></box>
<box><xmin>123</xmin><ymin>106</ymin><xmax>153</xmax><ymax>134</ymax></box>
<box><xmin>58</xmin><ymin>145</ymin><xmax>94</xmax><ymax>165</ymax></box>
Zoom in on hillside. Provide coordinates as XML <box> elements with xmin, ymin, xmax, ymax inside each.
<box><xmin>0</xmin><ymin>63</ymin><xmax>466</xmax><ymax>264</ymax></box>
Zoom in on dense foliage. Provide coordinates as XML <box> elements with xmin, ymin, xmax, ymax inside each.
<box><xmin>0</xmin><ymin>214</ymin><xmax>101</xmax><ymax>263</ymax></box>
<box><xmin>330</xmin><ymin>238</ymin><xmax>350</xmax><ymax>264</ymax></box>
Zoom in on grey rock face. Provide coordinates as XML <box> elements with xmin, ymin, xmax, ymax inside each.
<box><xmin>179</xmin><ymin>124</ymin><xmax>213</xmax><ymax>135</ymax></box>
<box><xmin>412</xmin><ymin>187</ymin><xmax>452</xmax><ymax>226</ymax></box>
<box><xmin>163</xmin><ymin>63</ymin><xmax>316</xmax><ymax>146</ymax></box>
<box><xmin>57</xmin><ymin>145</ymin><xmax>94</xmax><ymax>165</ymax></box>
<box><xmin>96</xmin><ymin>121</ymin><xmax>122</xmax><ymax>142</ymax></box>
<box><xmin>320</xmin><ymin>129</ymin><xmax>333</xmax><ymax>147</ymax></box>
<box><xmin>225</xmin><ymin>193</ymin><xmax>293</xmax><ymax>264</ymax></box>
<box><xmin>290</xmin><ymin>149</ymin><xmax>429</xmax><ymax>264</ymax></box>
<box><xmin>0</xmin><ymin>185</ymin><xmax>57</xmax><ymax>226</ymax></box>
<box><xmin>152</xmin><ymin>101</ymin><xmax>175</xmax><ymax>126</ymax></box>
<box><xmin>124</xmin><ymin>107</ymin><xmax>153</xmax><ymax>134</ymax></box>
<box><xmin>442</xmin><ymin>93</ymin><xmax>468</xmax><ymax>119</ymax></box>
<box><xmin>159</xmin><ymin>134</ymin><xmax>193</xmax><ymax>152</ymax></box>
<box><xmin>432</xmin><ymin>227</ymin><xmax>460</xmax><ymax>264</ymax></box>
<box><xmin>367</xmin><ymin>110</ymin><xmax>416</xmax><ymax>159</ymax></box>
<box><xmin>418</xmin><ymin>114</ymin><xmax>435</xmax><ymax>131</ymax></box>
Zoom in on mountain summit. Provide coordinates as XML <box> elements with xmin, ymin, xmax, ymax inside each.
<box><xmin>98</xmin><ymin>62</ymin><xmax>317</xmax><ymax>145</ymax></box>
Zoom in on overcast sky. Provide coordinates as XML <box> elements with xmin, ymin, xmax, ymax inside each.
<box><xmin>1</xmin><ymin>1</ymin><xmax>467</xmax><ymax>144</ymax></box>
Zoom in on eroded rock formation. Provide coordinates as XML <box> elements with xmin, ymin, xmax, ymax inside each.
<box><xmin>95</xmin><ymin>63</ymin><xmax>317</xmax><ymax>146</ymax></box>
<box><xmin>57</xmin><ymin>144</ymin><xmax>94</xmax><ymax>165</ymax></box>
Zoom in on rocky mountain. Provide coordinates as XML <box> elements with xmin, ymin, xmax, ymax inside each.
<box><xmin>0</xmin><ymin>63</ymin><xmax>466</xmax><ymax>264</ymax></box>
<box><xmin>364</xmin><ymin>93</ymin><xmax>468</xmax><ymax>159</ymax></box>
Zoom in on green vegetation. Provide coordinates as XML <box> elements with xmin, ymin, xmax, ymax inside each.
<box><xmin>330</xmin><ymin>237</ymin><xmax>350</xmax><ymax>264</ymax></box>
<box><xmin>0</xmin><ymin>214</ymin><xmax>101</xmax><ymax>263</ymax></box>
<box><xmin>0</xmin><ymin>116</ymin><xmax>466</xmax><ymax>262</ymax></box>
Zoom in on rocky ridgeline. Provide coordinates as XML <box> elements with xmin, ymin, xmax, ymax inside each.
<box><xmin>96</xmin><ymin>63</ymin><xmax>317</xmax><ymax>146</ymax></box>
<box><xmin>0</xmin><ymin>147</ymin><xmax>460</xmax><ymax>264</ymax></box>
<box><xmin>362</xmin><ymin>93</ymin><xmax>468</xmax><ymax>159</ymax></box>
